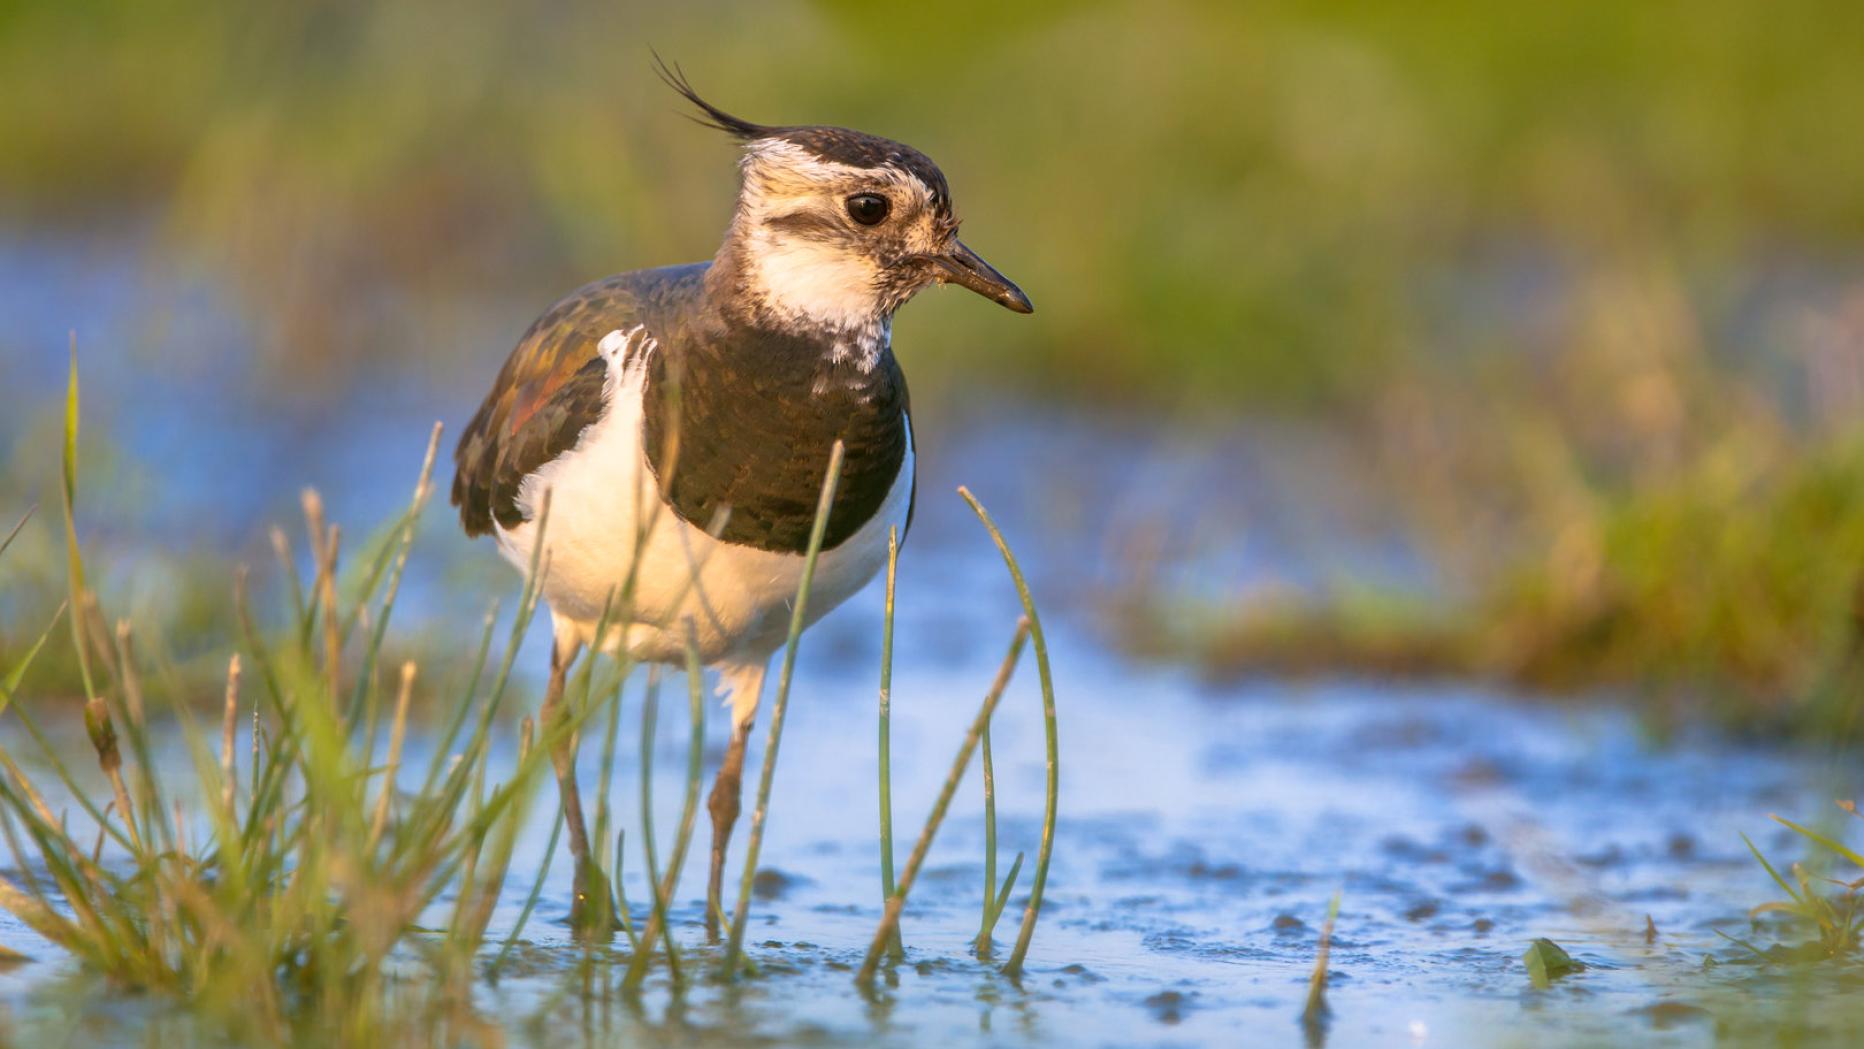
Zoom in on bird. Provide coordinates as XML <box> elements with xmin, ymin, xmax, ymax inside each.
<box><xmin>449</xmin><ymin>61</ymin><xmax>1032</xmax><ymax>939</ymax></box>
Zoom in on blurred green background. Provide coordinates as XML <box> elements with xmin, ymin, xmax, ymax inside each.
<box><xmin>6</xmin><ymin>0</ymin><xmax>1860</xmax><ymax>403</ymax></box>
<box><xmin>6</xmin><ymin>0</ymin><xmax>1864</xmax><ymax>729</ymax></box>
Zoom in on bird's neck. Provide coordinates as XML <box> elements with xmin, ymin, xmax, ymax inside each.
<box><xmin>705</xmin><ymin>216</ymin><xmax>893</xmax><ymax>353</ymax></box>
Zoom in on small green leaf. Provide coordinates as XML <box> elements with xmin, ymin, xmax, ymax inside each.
<box><xmin>1523</xmin><ymin>937</ymin><xmax>1583</xmax><ymax>988</ymax></box>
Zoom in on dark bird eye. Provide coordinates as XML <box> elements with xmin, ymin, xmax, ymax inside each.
<box><xmin>845</xmin><ymin>193</ymin><xmax>890</xmax><ymax>226</ymax></box>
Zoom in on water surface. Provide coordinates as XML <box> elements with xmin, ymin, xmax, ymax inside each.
<box><xmin>1</xmin><ymin>232</ymin><xmax>1859</xmax><ymax>1047</ymax></box>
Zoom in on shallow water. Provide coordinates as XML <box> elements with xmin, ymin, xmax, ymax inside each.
<box><xmin>3</xmin><ymin>232</ymin><xmax>1863</xmax><ymax>1047</ymax></box>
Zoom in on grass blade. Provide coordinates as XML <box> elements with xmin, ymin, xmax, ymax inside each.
<box><xmin>878</xmin><ymin>527</ymin><xmax>903</xmax><ymax>961</ymax></box>
<box><xmin>974</xmin><ymin>720</ymin><xmax>999</xmax><ymax>955</ymax></box>
<box><xmin>1744</xmin><ymin>831</ymin><xmax>1805</xmax><ymax>904</ymax></box>
<box><xmin>59</xmin><ymin>339</ymin><xmax>98</xmax><ymax>707</ymax></box>
<box><xmin>1303</xmin><ymin>891</ymin><xmax>1342</xmax><ymax>1028</ymax></box>
<box><xmin>623</xmin><ymin>625</ymin><xmax>707</xmax><ymax>992</ymax></box>
<box><xmin>1772</xmin><ymin>814</ymin><xmax>1864</xmax><ymax>871</ymax></box>
<box><xmin>959</xmin><ymin>487</ymin><xmax>1060</xmax><ymax>978</ymax></box>
<box><xmin>0</xmin><ymin>604</ymin><xmax>67</xmax><ymax>713</ymax></box>
<box><xmin>982</xmin><ymin>851</ymin><xmax>1025</xmax><ymax>941</ymax></box>
<box><xmin>723</xmin><ymin>441</ymin><xmax>844</xmax><ymax>978</ymax></box>
<box><xmin>858</xmin><ymin>619</ymin><xmax>1029</xmax><ymax>987</ymax></box>
<box><xmin>0</xmin><ymin>505</ymin><xmax>32</xmax><ymax>561</ymax></box>
<box><xmin>490</xmin><ymin>803</ymin><xmax>563</xmax><ymax>978</ymax></box>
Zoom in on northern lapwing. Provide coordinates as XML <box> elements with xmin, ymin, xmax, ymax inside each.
<box><xmin>450</xmin><ymin>62</ymin><xmax>1033</xmax><ymax>937</ymax></box>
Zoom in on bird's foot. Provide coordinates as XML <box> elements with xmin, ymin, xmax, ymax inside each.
<box><xmin>568</xmin><ymin>856</ymin><xmax>616</xmax><ymax>944</ymax></box>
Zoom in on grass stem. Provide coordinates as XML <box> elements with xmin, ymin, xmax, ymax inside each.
<box><xmin>857</xmin><ymin>619</ymin><xmax>1029</xmax><ymax>987</ymax></box>
<box><xmin>723</xmin><ymin>441</ymin><xmax>844</xmax><ymax>978</ymax></box>
<box><xmin>959</xmin><ymin>487</ymin><xmax>1060</xmax><ymax>977</ymax></box>
<box><xmin>878</xmin><ymin>527</ymin><xmax>903</xmax><ymax>961</ymax></box>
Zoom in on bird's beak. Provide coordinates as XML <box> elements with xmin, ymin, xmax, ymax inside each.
<box><xmin>932</xmin><ymin>241</ymin><xmax>1033</xmax><ymax>314</ymax></box>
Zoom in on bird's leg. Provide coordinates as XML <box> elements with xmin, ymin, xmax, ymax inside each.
<box><xmin>544</xmin><ymin>635</ymin><xmax>610</xmax><ymax>940</ymax></box>
<box><xmin>704</xmin><ymin>716</ymin><xmax>753</xmax><ymax>942</ymax></box>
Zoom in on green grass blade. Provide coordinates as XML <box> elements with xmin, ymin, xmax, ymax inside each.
<box><xmin>1772</xmin><ymin>814</ymin><xmax>1864</xmax><ymax>871</ymax></box>
<box><xmin>974</xmin><ymin>721</ymin><xmax>998</xmax><ymax>955</ymax></box>
<box><xmin>983</xmin><ymin>850</ymin><xmax>1025</xmax><ymax>934</ymax></box>
<box><xmin>417</xmin><ymin>603</ymin><xmax>500</xmax><ymax>796</ymax></box>
<box><xmin>959</xmin><ymin>487</ymin><xmax>1060</xmax><ymax>978</ymax></box>
<box><xmin>59</xmin><ymin>340</ymin><xmax>98</xmax><ymax>706</ymax></box>
<box><xmin>345</xmin><ymin>422</ymin><xmax>442</xmax><ymax>727</ymax></box>
<box><xmin>623</xmin><ymin>625</ymin><xmax>706</xmax><ymax>993</ymax></box>
<box><xmin>1713</xmin><ymin>927</ymin><xmax>1770</xmax><ymax>960</ymax></box>
<box><xmin>1743</xmin><ymin>831</ymin><xmax>1804</xmax><ymax>904</ymax></box>
<box><xmin>0</xmin><ymin>604</ymin><xmax>67</xmax><ymax>714</ymax></box>
<box><xmin>613</xmin><ymin>827</ymin><xmax>638</xmax><ymax>950</ymax></box>
<box><xmin>0</xmin><ymin>506</ymin><xmax>33</xmax><ymax>561</ymax></box>
<box><xmin>858</xmin><ymin>619</ymin><xmax>1029</xmax><ymax>987</ymax></box>
<box><xmin>723</xmin><ymin>441</ymin><xmax>844</xmax><ymax>978</ymax></box>
<box><xmin>878</xmin><ymin>527</ymin><xmax>903</xmax><ymax>961</ymax></box>
<box><xmin>490</xmin><ymin>802</ymin><xmax>563</xmax><ymax>978</ymax></box>
<box><xmin>634</xmin><ymin>669</ymin><xmax>682</xmax><ymax>983</ymax></box>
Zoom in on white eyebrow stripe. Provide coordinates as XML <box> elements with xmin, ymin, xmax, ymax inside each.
<box><xmin>740</xmin><ymin>139</ymin><xmax>934</xmax><ymax>205</ymax></box>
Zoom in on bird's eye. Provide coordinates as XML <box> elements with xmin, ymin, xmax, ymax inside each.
<box><xmin>845</xmin><ymin>193</ymin><xmax>891</xmax><ymax>226</ymax></box>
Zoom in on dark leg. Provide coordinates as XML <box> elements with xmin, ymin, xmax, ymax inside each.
<box><xmin>544</xmin><ymin>635</ymin><xmax>609</xmax><ymax>939</ymax></box>
<box><xmin>705</xmin><ymin>717</ymin><xmax>753</xmax><ymax>942</ymax></box>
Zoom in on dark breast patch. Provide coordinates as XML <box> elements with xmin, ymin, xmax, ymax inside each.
<box><xmin>642</xmin><ymin>327</ymin><xmax>909</xmax><ymax>554</ymax></box>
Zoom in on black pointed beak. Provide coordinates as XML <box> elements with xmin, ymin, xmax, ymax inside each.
<box><xmin>933</xmin><ymin>241</ymin><xmax>1033</xmax><ymax>314</ymax></box>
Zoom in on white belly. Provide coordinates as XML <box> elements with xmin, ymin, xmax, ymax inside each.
<box><xmin>493</xmin><ymin>337</ymin><xmax>912</xmax><ymax>667</ymax></box>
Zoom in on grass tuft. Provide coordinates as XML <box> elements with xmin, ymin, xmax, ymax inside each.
<box><xmin>0</xmin><ymin>365</ymin><xmax>1071</xmax><ymax>1036</ymax></box>
<box><xmin>1732</xmin><ymin>804</ymin><xmax>1864</xmax><ymax>959</ymax></box>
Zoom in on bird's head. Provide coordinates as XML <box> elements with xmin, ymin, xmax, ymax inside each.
<box><xmin>661</xmin><ymin>61</ymin><xmax>1033</xmax><ymax>332</ymax></box>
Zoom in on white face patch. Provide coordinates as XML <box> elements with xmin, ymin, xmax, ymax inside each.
<box><xmin>730</xmin><ymin>139</ymin><xmax>943</xmax><ymax>332</ymax></box>
<box><xmin>743</xmin><ymin>232</ymin><xmax>884</xmax><ymax>330</ymax></box>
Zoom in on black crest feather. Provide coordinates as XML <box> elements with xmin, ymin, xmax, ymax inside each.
<box><xmin>652</xmin><ymin>51</ymin><xmax>775</xmax><ymax>141</ymax></box>
<box><xmin>648</xmin><ymin>51</ymin><xmax>955</xmax><ymax>218</ymax></box>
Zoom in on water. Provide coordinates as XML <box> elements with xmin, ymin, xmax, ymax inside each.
<box><xmin>2</xmin><ymin>232</ymin><xmax>1861</xmax><ymax>1047</ymax></box>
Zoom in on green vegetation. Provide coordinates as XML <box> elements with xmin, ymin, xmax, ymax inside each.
<box><xmin>1131</xmin><ymin>433</ymin><xmax>1864</xmax><ymax>733</ymax></box>
<box><xmin>0</xmin><ymin>365</ymin><xmax>1060</xmax><ymax>1042</ymax></box>
<box><xmin>859</xmin><ymin>617</ymin><xmax>1028</xmax><ymax>987</ymax></box>
<box><xmin>1730</xmin><ymin>805</ymin><xmax>1864</xmax><ymax>961</ymax></box>
<box><xmin>1523</xmin><ymin>938</ymin><xmax>1584</xmax><ymax>989</ymax></box>
<box><xmin>722</xmin><ymin>441</ymin><xmax>846</xmax><ymax>976</ymax></box>
<box><xmin>0</xmin><ymin>364</ymin><xmax>564</xmax><ymax>1044</ymax></box>
<box><xmin>1124</xmin><ymin>283</ymin><xmax>1864</xmax><ymax>733</ymax></box>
